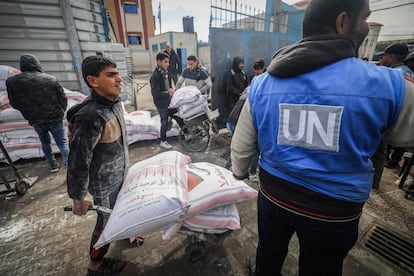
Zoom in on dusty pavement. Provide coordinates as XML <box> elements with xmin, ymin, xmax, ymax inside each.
<box><xmin>1</xmin><ymin>76</ymin><xmax>414</xmax><ymax>276</ymax></box>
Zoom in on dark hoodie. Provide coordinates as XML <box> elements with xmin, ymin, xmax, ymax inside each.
<box><xmin>5</xmin><ymin>54</ymin><xmax>67</xmax><ymax>125</ymax></box>
<box><xmin>226</xmin><ymin>56</ymin><xmax>249</xmax><ymax>109</ymax></box>
<box><xmin>267</xmin><ymin>34</ymin><xmax>357</xmax><ymax>78</ymax></box>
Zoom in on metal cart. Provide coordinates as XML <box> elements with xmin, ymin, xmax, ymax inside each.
<box><xmin>0</xmin><ymin>140</ymin><xmax>38</xmax><ymax>196</ymax></box>
<box><xmin>178</xmin><ymin>109</ymin><xmax>220</xmax><ymax>152</ymax></box>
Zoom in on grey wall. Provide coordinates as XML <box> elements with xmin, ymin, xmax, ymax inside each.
<box><xmin>209</xmin><ymin>27</ymin><xmax>299</xmax><ymax>127</ymax></box>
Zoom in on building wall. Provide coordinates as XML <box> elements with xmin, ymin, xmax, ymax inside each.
<box><xmin>198</xmin><ymin>44</ymin><xmax>211</xmax><ymax>72</ymax></box>
<box><xmin>0</xmin><ymin>0</ymin><xmax>127</xmax><ymax>93</ymax></box>
<box><xmin>104</xmin><ymin>0</ymin><xmax>154</xmax><ymax>73</ymax></box>
<box><xmin>148</xmin><ymin>32</ymin><xmax>197</xmax><ymax>71</ymax></box>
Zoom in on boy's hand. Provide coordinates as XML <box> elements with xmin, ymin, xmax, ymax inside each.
<box><xmin>72</xmin><ymin>199</ymin><xmax>92</xmax><ymax>216</ymax></box>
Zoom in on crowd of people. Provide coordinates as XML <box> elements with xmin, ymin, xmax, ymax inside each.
<box><xmin>5</xmin><ymin>0</ymin><xmax>414</xmax><ymax>274</ymax></box>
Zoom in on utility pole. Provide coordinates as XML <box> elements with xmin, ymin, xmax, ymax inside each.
<box><xmin>158</xmin><ymin>2</ymin><xmax>162</xmax><ymax>34</ymax></box>
<box><xmin>60</xmin><ymin>0</ymin><xmax>89</xmax><ymax>94</ymax></box>
<box><xmin>274</xmin><ymin>0</ymin><xmax>282</xmax><ymax>33</ymax></box>
<box><xmin>264</xmin><ymin>0</ymin><xmax>282</xmax><ymax>33</ymax></box>
<box><xmin>234</xmin><ymin>0</ymin><xmax>238</xmax><ymax>29</ymax></box>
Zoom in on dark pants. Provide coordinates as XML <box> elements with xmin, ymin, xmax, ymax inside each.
<box><xmin>371</xmin><ymin>140</ymin><xmax>387</xmax><ymax>189</ymax></box>
<box><xmin>387</xmin><ymin>145</ymin><xmax>405</xmax><ymax>162</ymax></box>
<box><xmin>89</xmin><ymin>185</ymin><xmax>121</xmax><ymax>261</ymax></box>
<box><xmin>159</xmin><ymin>108</ymin><xmax>184</xmax><ymax>142</ymax></box>
<box><xmin>255</xmin><ymin>191</ymin><xmax>359</xmax><ymax>276</ymax></box>
<box><xmin>170</xmin><ymin>72</ymin><xmax>179</xmax><ymax>86</ymax></box>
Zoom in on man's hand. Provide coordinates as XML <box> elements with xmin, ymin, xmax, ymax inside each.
<box><xmin>168</xmin><ymin>88</ymin><xmax>174</xmax><ymax>96</ymax></box>
<box><xmin>72</xmin><ymin>198</ymin><xmax>92</xmax><ymax>216</ymax></box>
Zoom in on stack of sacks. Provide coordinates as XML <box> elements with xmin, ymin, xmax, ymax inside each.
<box><xmin>0</xmin><ymin>89</ymin><xmax>86</xmax><ymax>162</ymax></box>
<box><xmin>93</xmin><ymin>151</ymin><xmax>258</xmax><ymax>249</ymax></box>
<box><xmin>94</xmin><ymin>151</ymin><xmax>191</xmax><ymax>249</ymax></box>
<box><xmin>124</xmin><ymin>110</ymin><xmax>160</xmax><ymax>144</ymax></box>
<box><xmin>161</xmin><ymin>162</ymin><xmax>258</xmax><ymax>239</ymax></box>
<box><xmin>169</xmin><ymin>85</ymin><xmax>210</xmax><ymax>119</ymax></box>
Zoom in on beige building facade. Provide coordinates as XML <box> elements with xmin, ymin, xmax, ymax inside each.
<box><xmin>103</xmin><ymin>0</ymin><xmax>155</xmax><ymax>72</ymax></box>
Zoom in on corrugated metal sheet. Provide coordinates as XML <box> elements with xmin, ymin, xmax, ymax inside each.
<box><xmin>0</xmin><ymin>0</ymin><xmax>126</xmax><ymax>93</ymax></box>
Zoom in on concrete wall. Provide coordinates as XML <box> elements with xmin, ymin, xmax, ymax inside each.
<box><xmin>209</xmin><ymin>27</ymin><xmax>302</xmax><ymax>127</ymax></box>
<box><xmin>198</xmin><ymin>44</ymin><xmax>211</xmax><ymax>73</ymax></box>
<box><xmin>130</xmin><ymin>49</ymin><xmax>152</xmax><ymax>73</ymax></box>
<box><xmin>0</xmin><ymin>0</ymin><xmax>127</xmax><ymax>94</ymax></box>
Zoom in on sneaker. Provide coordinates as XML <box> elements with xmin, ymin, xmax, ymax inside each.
<box><xmin>385</xmin><ymin>160</ymin><xmax>399</xmax><ymax>169</ymax></box>
<box><xmin>50</xmin><ymin>164</ymin><xmax>60</xmax><ymax>173</ymax></box>
<box><xmin>160</xmin><ymin>141</ymin><xmax>172</xmax><ymax>150</ymax></box>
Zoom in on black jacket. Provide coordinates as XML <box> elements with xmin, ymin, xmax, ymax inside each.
<box><xmin>226</xmin><ymin>57</ymin><xmax>249</xmax><ymax>105</ymax></box>
<box><xmin>164</xmin><ymin>49</ymin><xmax>182</xmax><ymax>75</ymax></box>
<box><xmin>66</xmin><ymin>90</ymin><xmax>128</xmax><ymax>200</ymax></box>
<box><xmin>150</xmin><ymin>67</ymin><xmax>172</xmax><ymax>110</ymax></box>
<box><xmin>6</xmin><ymin>54</ymin><xmax>67</xmax><ymax>125</ymax></box>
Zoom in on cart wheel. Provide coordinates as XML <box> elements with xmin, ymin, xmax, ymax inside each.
<box><xmin>179</xmin><ymin>123</ymin><xmax>210</xmax><ymax>152</ymax></box>
<box><xmin>185</xmin><ymin>241</ymin><xmax>207</xmax><ymax>262</ymax></box>
<box><xmin>15</xmin><ymin>180</ymin><xmax>29</xmax><ymax>196</ymax></box>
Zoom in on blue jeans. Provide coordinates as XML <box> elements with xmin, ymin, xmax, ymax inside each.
<box><xmin>32</xmin><ymin>121</ymin><xmax>69</xmax><ymax>167</ymax></box>
<box><xmin>255</xmin><ymin>191</ymin><xmax>359</xmax><ymax>276</ymax></box>
<box><xmin>158</xmin><ymin>108</ymin><xmax>184</xmax><ymax>142</ymax></box>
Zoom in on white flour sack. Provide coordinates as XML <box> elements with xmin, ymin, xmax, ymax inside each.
<box><xmin>181</xmin><ymin>203</ymin><xmax>241</xmax><ymax>234</ymax></box>
<box><xmin>94</xmin><ymin>151</ymin><xmax>191</xmax><ymax>249</ymax></box>
<box><xmin>161</xmin><ymin>162</ymin><xmax>257</xmax><ymax>240</ymax></box>
<box><xmin>169</xmin><ymin>85</ymin><xmax>200</xmax><ymax>108</ymax></box>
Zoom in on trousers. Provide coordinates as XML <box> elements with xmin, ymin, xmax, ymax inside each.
<box><xmin>255</xmin><ymin>191</ymin><xmax>359</xmax><ymax>276</ymax></box>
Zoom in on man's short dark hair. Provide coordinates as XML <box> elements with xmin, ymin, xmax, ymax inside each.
<box><xmin>187</xmin><ymin>55</ymin><xmax>198</xmax><ymax>62</ymax></box>
<box><xmin>82</xmin><ymin>55</ymin><xmax>116</xmax><ymax>87</ymax></box>
<box><xmin>156</xmin><ymin>51</ymin><xmax>169</xmax><ymax>61</ymax></box>
<box><xmin>253</xmin><ymin>58</ymin><xmax>265</xmax><ymax>70</ymax></box>
<box><xmin>302</xmin><ymin>0</ymin><xmax>366</xmax><ymax>37</ymax></box>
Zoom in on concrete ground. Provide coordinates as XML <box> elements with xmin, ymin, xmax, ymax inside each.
<box><xmin>1</xmin><ymin>76</ymin><xmax>414</xmax><ymax>276</ymax></box>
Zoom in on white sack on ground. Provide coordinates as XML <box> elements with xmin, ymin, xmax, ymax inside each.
<box><xmin>125</xmin><ymin>110</ymin><xmax>160</xmax><ymax>144</ymax></box>
<box><xmin>161</xmin><ymin>162</ymin><xmax>257</xmax><ymax>240</ymax></box>
<box><xmin>94</xmin><ymin>151</ymin><xmax>191</xmax><ymax>249</ymax></box>
<box><xmin>0</xmin><ymin>91</ymin><xmax>85</xmax><ymax>162</ymax></box>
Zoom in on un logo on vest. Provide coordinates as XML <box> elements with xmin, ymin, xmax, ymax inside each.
<box><xmin>277</xmin><ymin>104</ymin><xmax>343</xmax><ymax>152</ymax></box>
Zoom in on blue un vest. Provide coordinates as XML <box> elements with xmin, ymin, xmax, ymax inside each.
<box><xmin>249</xmin><ymin>57</ymin><xmax>405</xmax><ymax>203</ymax></box>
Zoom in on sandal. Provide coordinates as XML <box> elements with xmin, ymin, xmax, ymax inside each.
<box><xmin>129</xmin><ymin>236</ymin><xmax>144</xmax><ymax>247</ymax></box>
<box><xmin>88</xmin><ymin>257</ymin><xmax>126</xmax><ymax>275</ymax></box>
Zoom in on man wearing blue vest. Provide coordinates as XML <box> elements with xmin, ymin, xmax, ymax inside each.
<box><xmin>231</xmin><ymin>0</ymin><xmax>414</xmax><ymax>275</ymax></box>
